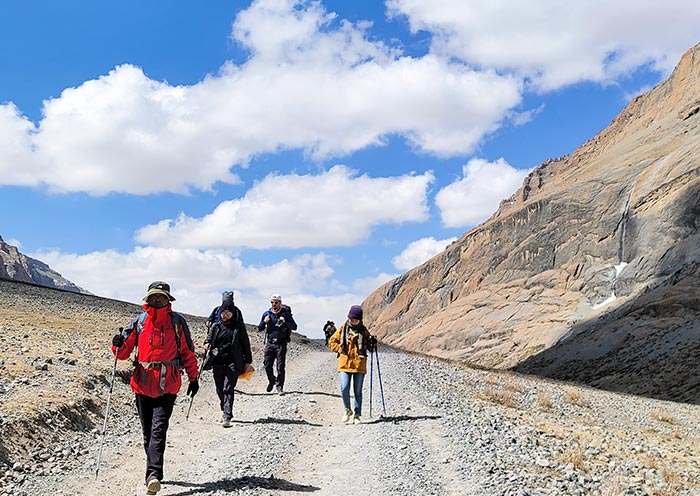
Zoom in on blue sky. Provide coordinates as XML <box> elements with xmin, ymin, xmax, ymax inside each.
<box><xmin>1</xmin><ymin>0</ymin><xmax>698</xmax><ymax>338</ymax></box>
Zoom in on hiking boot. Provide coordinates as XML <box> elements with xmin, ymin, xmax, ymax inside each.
<box><xmin>266</xmin><ymin>379</ymin><xmax>275</xmax><ymax>392</ymax></box>
<box><xmin>275</xmin><ymin>385</ymin><xmax>284</xmax><ymax>395</ymax></box>
<box><xmin>146</xmin><ymin>477</ymin><xmax>161</xmax><ymax>495</ymax></box>
<box><xmin>353</xmin><ymin>414</ymin><xmax>362</xmax><ymax>424</ymax></box>
<box><xmin>341</xmin><ymin>408</ymin><xmax>352</xmax><ymax>424</ymax></box>
<box><xmin>222</xmin><ymin>418</ymin><xmax>231</xmax><ymax>428</ymax></box>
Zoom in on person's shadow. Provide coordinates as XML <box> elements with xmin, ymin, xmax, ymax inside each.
<box><xmin>232</xmin><ymin>416</ymin><xmax>323</xmax><ymax>427</ymax></box>
<box><xmin>234</xmin><ymin>389</ymin><xmax>340</xmax><ymax>398</ymax></box>
<box><xmin>164</xmin><ymin>475</ymin><xmax>319</xmax><ymax>494</ymax></box>
<box><xmin>363</xmin><ymin>414</ymin><xmax>442</xmax><ymax>424</ymax></box>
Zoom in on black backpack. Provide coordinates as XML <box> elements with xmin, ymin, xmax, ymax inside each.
<box><xmin>323</xmin><ymin>321</ymin><xmax>336</xmax><ymax>339</ymax></box>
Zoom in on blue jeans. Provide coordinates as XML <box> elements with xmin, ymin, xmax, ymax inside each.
<box><xmin>339</xmin><ymin>372</ymin><xmax>365</xmax><ymax>416</ymax></box>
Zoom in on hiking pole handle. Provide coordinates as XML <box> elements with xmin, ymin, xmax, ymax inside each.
<box><xmin>95</xmin><ymin>346</ymin><xmax>120</xmax><ymax>479</ymax></box>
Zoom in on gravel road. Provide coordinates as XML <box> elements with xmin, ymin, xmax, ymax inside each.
<box><xmin>13</xmin><ymin>341</ymin><xmax>700</xmax><ymax>496</ymax></box>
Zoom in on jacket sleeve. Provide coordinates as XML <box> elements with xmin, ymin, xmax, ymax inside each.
<box><xmin>113</xmin><ymin>314</ymin><xmax>139</xmax><ymax>360</ymax></box>
<box><xmin>328</xmin><ymin>324</ymin><xmax>342</xmax><ymax>353</ymax></box>
<box><xmin>239</xmin><ymin>322</ymin><xmax>253</xmax><ymax>364</ymax></box>
<box><xmin>258</xmin><ymin>311</ymin><xmax>269</xmax><ymax>331</ymax></box>
<box><xmin>206</xmin><ymin>305</ymin><xmax>219</xmax><ymax>325</ymax></box>
<box><xmin>204</xmin><ymin>322</ymin><xmax>216</xmax><ymax>345</ymax></box>
<box><xmin>178</xmin><ymin>317</ymin><xmax>199</xmax><ymax>381</ymax></box>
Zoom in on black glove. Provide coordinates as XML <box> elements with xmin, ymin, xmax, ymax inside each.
<box><xmin>186</xmin><ymin>379</ymin><xmax>199</xmax><ymax>397</ymax></box>
<box><xmin>368</xmin><ymin>335</ymin><xmax>378</xmax><ymax>352</ymax></box>
<box><xmin>112</xmin><ymin>333</ymin><xmax>125</xmax><ymax>348</ymax></box>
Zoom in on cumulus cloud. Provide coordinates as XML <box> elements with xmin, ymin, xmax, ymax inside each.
<box><xmin>387</xmin><ymin>0</ymin><xmax>700</xmax><ymax>90</ymax></box>
<box><xmin>0</xmin><ymin>104</ymin><xmax>40</xmax><ymax>186</ymax></box>
<box><xmin>32</xmin><ymin>245</ymin><xmax>357</xmax><ymax>339</ymax></box>
<box><xmin>352</xmin><ymin>272</ymin><xmax>400</xmax><ymax>295</ymax></box>
<box><xmin>136</xmin><ymin>165</ymin><xmax>435</xmax><ymax>249</ymax></box>
<box><xmin>435</xmin><ymin>158</ymin><xmax>528</xmax><ymax>228</ymax></box>
<box><xmin>0</xmin><ymin>0</ymin><xmax>521</xmax><ymax>195</ymax></box>
<box><xmin>392</xmin><ymin>236</ymin><xmax>457</xmax><ymax>271</ymax></box>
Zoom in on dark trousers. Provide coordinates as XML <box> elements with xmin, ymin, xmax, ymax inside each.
<box><xmin>135</xmin><ymin>393</ymin><xmax>176</xmax><ymax>483</ymax></box>
<box><xmin>263</xmin><ymin>342</ymin><xmax>287</xmax><ymax>388</ymax></box>
<box><xmin>212</xmin><ymin>363</ymin><xmax>239</xmax><ymax>420</ymax></box>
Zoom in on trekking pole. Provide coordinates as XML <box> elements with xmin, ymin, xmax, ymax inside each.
<box><xmin>369</xmin><ymin>348</ymin><xmax>375</xmax><ymax>417</ymax></box>
<box><xmin>185</xmin><ymin>390</ymin><xmax>195</xmax><ymax>421</ymax></box>
<box><xmin>186</xmin><ymin>350</ymin><xmax>205</xmax><ymax>421</ymax></box>
<box><xmin>374</xmin><ymin>345</ymin><xmax>386</xmax><ymax>416</ymax></box>
<box><xmin>95</xmin><ymin>340</ymin><xmax>120</xmax><ymax>480</ymax></box>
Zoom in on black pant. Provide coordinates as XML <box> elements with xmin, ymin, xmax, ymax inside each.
<box><xmin>263</xmin><ymin>342</ymin><xmax>287</xmax><ymax>388</ymax></box>
<box><xmin>212</xmin><ymin>363</ymin><xmax>239</xmax><ymax>420</ymax></box>
<box><xmin>135</xmin><ymin>393</ymin><xmax>176</xmax><ymax>483</ymax></box>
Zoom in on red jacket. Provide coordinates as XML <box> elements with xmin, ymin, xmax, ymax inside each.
<box><xmin>113</xmin><ymin>304</ymin><xmax>199</xmax><ymax>398</ymax></box>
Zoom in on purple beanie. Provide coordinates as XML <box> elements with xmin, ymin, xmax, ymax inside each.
<box><xmin>347</xmin><ymin>305</ymin><xmax>363</xmax><ymax>320</ymax></box>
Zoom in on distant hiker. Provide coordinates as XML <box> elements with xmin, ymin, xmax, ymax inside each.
<box><xmin>205</xmin><ymin>290</ymin><xmax>235</xmax><ymax>328</ymax></box>
<box><xmin>323</xmin><ymin>320</ymin><xmax>336</xmax><ymax>346</ymax></box>
<box><xmin>203</xmin><ymin>295</ymin><xmax>253</xmax><ymax>427</ymax></box>
<box><xmin>111</xmin><ymin>281</ymin><xmax>199</xmax><ymax>496</ymax></box>
<box><xmin>328</xmin><ymin>304</ymin><xmax>376</xmax><ymax>424</ymax></box>
<box><xmin>258</xmin><ymin>293</ymin><xmax>297</xmax><ymax>394</ymax></box>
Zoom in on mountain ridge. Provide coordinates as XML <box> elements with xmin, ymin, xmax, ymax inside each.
<box><xmin>0</xmin><ymin>235</ymin><xmax>89</xmax><ymax>295</ymax></box>
<box><xmin>363</xmin><ymin>42</ymin><xmax>700</xmax><ymax>403</ymax></box>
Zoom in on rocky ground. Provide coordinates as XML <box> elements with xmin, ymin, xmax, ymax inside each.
<box><xmin>1</xmin><ymin>279</ymin><xmax>699</xmax><ymax>495</ymax></box>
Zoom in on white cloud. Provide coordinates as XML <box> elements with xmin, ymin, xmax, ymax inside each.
<box><xmin>387</xmin><ymin>0</ymin><xmax>700</xmax><ymax>90</ymax></box>
<box><xmin>392</xmin><ymin>236</ymin><xmax>457</xmax><ymax>271</ymax></box>
<box><xmin>352</xmin><ymin>272</ymin><xmax>399</xmax><ymax>295</ymax></box>
<box><xmin>435</xmin><ymin>157</ymin><xmax>528</xmax><ymax>228</ymax></box>
<box><xmin>0</xmin><ymin>104</ymin><xmax>40</xmax><ymax>187</ymax></box>
<box><xmin>136</xmin><ymin>165</ymin><xmax>435</xmax><ymax>249</ymax></box>
<box><xmin>31</xmin><ymin>245</ymin><xmax>361</xmax><ymax>339</ymax></box>
<box><xmin>0</xmin><ymin>0</ymin><xmax>521</xmax><ymax>195</ymax></box>
<box><xmin>5</xmin><ymin>238</ymin><xmax>22</xmax><ymax>249</ymax></box>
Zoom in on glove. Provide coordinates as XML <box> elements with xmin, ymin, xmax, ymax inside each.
<box><xmin>186</xmin><ymin>379</ymin><xmax>199</xmax><ymax>397</ymax></box>
<box><xmin>368</xmin><ymin>335</ymin><xmax>378</xmax><ymax>352</ymax></box>
<box><xmin>112</xmin><ymin>333</ymin><xmax>125</xmax><ymax>348</ymax></box>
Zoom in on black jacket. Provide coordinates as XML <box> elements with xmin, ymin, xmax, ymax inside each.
<box><xmin>204</xmin><ymin>306</ymin><xmax>252</xmax><ymax>372</ymax></box>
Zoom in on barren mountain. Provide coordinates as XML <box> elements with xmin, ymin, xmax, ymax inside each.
<box><xmin>0</xmin><ymin>236</ymin><xmax>88</xmax><ymax>294</ymax></box>
<box><xmin>363</xmin><ymin>43</ymin><xmax>700</xmax><ymax>404</ymax></box>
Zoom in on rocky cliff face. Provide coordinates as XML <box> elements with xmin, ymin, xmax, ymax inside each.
<box><xmin>0</xmin><ymin>236</ymin><xmax>89</xmax><ymax>294</ymax></box>
<box><xmin>363</xmin><ymin>43</ymin><xmax>700</xmax><ymax>403</ymax></box>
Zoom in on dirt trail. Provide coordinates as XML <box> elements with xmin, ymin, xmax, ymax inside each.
<box><xmin>28</xmin><ymin>348</ymin><xmax>479</xmax><ymax>496</ymax></box>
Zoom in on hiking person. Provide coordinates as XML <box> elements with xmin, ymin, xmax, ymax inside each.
<box><xmin>203</xmin><ymin>296</ymin><xmax>253</xmax><ymax>427</ymax></box>
<box><xmin>111</xmin><ymin>281</ymin><xmax>199</xmax><ymax>496</ymax></box>
<box><xmin>328</xmin><ymin>304</ymin><xmax>376</xmax><ymax>424</ymax></box>
<box><xmin>258</xmin><ymin>293</ymin><xmax>297</xmax><ymax>394</ymax></box>
<box><xmin>205</xmin><ymin>290</ymin><xmax>234</xmax><ymax>328</ymax></box>
<box><xmin>323</xmin><ymin>320</ymin><xmax>336</xmax><ymax>346</ymax></box>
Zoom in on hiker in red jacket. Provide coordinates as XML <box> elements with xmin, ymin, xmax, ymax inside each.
<box><xmin>111</xmin><ymin>281</ymin><xmax>199</xmax><ymax>495</ymax></box>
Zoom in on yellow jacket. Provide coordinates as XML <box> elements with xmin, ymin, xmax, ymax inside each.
<box><xmin>328</xmin><ymin>322</ymin><xmax>371</xmax><ymax>373</ymax></box>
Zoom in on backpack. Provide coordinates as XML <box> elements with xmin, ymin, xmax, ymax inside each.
<box><xmin>323</xmin><ymin>321</ymin><xmax>336</xmax><ymax>339</ymax></box>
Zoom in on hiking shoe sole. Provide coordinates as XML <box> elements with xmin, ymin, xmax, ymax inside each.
<box><xmin>266</xmin><ymin>381</ymin><xmax>275</xmax><ymax>392</ymax></box>
<box><xmin>146</xmin><ymin>478</ymin><xmax>161</xmax><ymax>494</ymax></box>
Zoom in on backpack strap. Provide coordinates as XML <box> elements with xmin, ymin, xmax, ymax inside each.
<box><xmin>340</xmin><ymin>321</ymin><xmax>349</xmax><ymax>355</ymax></box>
<box><xmin>133</xmin><ymin>311</ymin><xmax>148</xmax><ymax>366</ymax></box>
